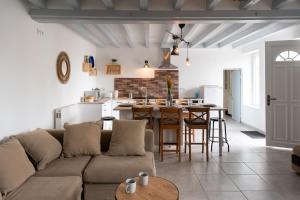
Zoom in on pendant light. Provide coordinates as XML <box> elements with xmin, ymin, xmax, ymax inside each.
<box><xmin>144</xmin><ymin>60</ymin><xmax>150</xmax><ymax>68</ymax></box>
<box><xmin>171</xmin><ymin>45</ymin><xmax>179</xmax><ymax>56</ymax></box>
<box><xmin>186</xmin><ymin>43</ymin><xmax>190</xmax><ymax>66</ymax></box>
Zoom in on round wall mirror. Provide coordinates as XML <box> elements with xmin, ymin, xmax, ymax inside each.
<box><xmin>61</xmin><ymin>61</ymin><xmax>68</xmax><ymax>76</ymax></box>
<box><xmin>56</xmin><ymin>52</ymin><xmax>71</xmax><ymax>84</ymax></box>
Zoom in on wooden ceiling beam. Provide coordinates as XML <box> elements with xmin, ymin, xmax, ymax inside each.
<box><xmin>29</xmin><ymin>9</ymin><xmax>300</xmax><ymax>24</ymax></box>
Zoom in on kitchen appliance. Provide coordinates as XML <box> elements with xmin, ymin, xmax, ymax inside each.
<box><xmin>84</xmin><ymin>89</ymin><xmax>102</xmax><ymax>102</ymax></box>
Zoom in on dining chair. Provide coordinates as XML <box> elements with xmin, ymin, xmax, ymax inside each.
<box><xmin>184</xmin><ymin>107</ymin><xmax>210</xmax><ymax>161</ymax></box>
<box><xmin>159</xmin><ymin>107</ymin><xmax>182</xmax><ymax>162</ymax></box>
<box><xmin>132</xmin><ymin>106</ymin><xmax>154</xmax><ymax>129</ymax></box>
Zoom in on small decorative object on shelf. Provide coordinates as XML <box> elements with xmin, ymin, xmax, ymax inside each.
<box><xmin>82</xmin><ymin>55</ymin><xmax>97</xmax><ymax>76</ymax></box>
<box><xmin>166</xmin><ymin>75</ymin><xmax>173</xmax><ymax>106</ymax></box>
<box><xmin>82</xmin><ymin>55</ymin><xmax>91</xmax><ymax>72</ymax></box>
<box><xmin>106</xmin><ymin>59</ymin><xmax>121</xmax><ymax>75</ymax></box>
<box><xmin>88</xmin><ymin>56</ymin><xmax>97</xmax><ymax>76</ymax></box>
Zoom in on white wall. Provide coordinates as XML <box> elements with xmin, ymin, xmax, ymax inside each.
<box><xmin>0</xmin><ymin>0</ymin><xmax>97</xmax><ymax>138</ymax></box>
<box><xmin>96</xmin><ymin>47</ymin><xmax>163</xmax><ymax>92</ymax></box>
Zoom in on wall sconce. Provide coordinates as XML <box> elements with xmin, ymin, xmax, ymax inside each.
<box><xmin>144</xmin><ymin>60</ymin><xmax>150</xmax><ymax>68</ymax></box>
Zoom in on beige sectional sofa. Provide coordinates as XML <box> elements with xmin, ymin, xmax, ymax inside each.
<box><xmin>1</xmin><ymin>129</ymin><xmax>156</xmax><ymax>200</ymax></box>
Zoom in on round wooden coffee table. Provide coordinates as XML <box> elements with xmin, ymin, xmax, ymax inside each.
<box><xmin>115</xmin><ymin>176</ymin><xmax>179</xmax><ymax>200</ymax></box>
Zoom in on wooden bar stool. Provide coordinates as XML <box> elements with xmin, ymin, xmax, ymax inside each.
<box><xmin>132</xmin><ymin>106</ymin><xmax>154</xmax><ymax>129</ymax></box>
<box><xmin>159</xmin><ymin>107</ymin><xmax>182</xmax><ymax>162</ymax></box>
<box><xmin>184</xmin><ymin>107</ymin><xmax>210</xmax><ymax>161</ymax></box>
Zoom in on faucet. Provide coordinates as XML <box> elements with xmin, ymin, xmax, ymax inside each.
<box><xmin>140</xmin><ymin>87</ymin><xmax>148</xmax><ymax>105</ymax></box>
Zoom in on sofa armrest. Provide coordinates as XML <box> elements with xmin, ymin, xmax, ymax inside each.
<box><xmin>145</xmin><ymin>129</ymin><xmax>154</xmax><ymax>153</ymax></box>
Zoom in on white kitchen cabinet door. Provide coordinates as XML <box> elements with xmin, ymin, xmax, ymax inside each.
<box><xmin>78</xmin><ymin>104</ymin><xmax>102</xmax><ymax>123</ymax></box>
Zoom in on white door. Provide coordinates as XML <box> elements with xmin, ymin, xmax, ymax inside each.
<box><xmin>266</xmin><ymin>40</ymin><xmax>300</xmax><ymax>148</ymax></box>
<box><xmin>231</xmin><ymin>70</ymin><xmax>241</xmax><ymax>122</ymax></box>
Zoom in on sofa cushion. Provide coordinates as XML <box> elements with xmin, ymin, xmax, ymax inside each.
<box><xmin>108</xmin><ymin>120</ymin><xmax>147</xmax><ymax>156</ymax></box>
<box><xmin>84</xmin><ymin>152</ymin><xmax>156</xmax><ymax>184</ymax></box>
<box><xmin>5</xmin><ymin>176</ymin><xmax>82</xmax><ymax>200</ymax></box>
<box><xmin>84</xmin><ymin>184</ymin><xmax>117</xmax><ymax>200</ymax></box>
<box><xmin>16</xmin><ymin>129</ymin><xmax>62</xmax><ymax>170</ymax></box>
<box><xmin>63</xmin><ymin>122</ymin><xmax>101</xmax><ymax>157</ymax></box>
<box><xmin>0</xmin><ymin>139</ymin><xmax>35</xmax><ymax>195</ymax></box>
<box><xmin>35</xmin><ymin>156</ymin><xmax>91</xmax><ymax>177</ymax></box>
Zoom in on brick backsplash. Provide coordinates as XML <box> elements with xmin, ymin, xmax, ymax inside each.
<box><xmin>114</xmin><ymin>70</ymin><xmax>179</xmax><ymax>98</ymax></box>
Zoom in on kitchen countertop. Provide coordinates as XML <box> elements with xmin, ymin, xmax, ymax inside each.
<box><xmin>79</xmin><ymin>97</ymin><xmax>134</xmax><ymax>104</ymax></box>
<box><xmin>114</xmin><ymin>104</ymin><xmax>227</xmax><ymax>111</ymax></box>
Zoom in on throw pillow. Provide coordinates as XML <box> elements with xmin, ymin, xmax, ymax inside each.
<box><xmin>0</xmin><ymin>139</ymin><xmax>35</xmax><ymax>195</ymax></box>
<box><xmin>108</xmin><ymin>120</ymin><xmax>147</xmax><ymax>156</ymax></box>
<box><xmin>63</xmin><ymin>121</ymin><xmax>101</xmax><ymax>157</ymax></box>
<box><xmin>16</xmin><ymin>129</ymin><xmax>62</xmax><ymax>170</ymax></box>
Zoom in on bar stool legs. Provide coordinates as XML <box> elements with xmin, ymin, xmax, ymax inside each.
<box><xmin>189</xmin><ymin>127</ymin><xmax>192</xmax><ymax>162</ymax></box>
<box><xmin>159</xmin><ymin>127</ymin><xmax>163</xmax><ymax>161</ymax></box>
<box><xmin>159</xmin><ymin>127</ymin><xmax>181</xmax><ymax>162</ymax></box>
<box><xmin>210</xmin><ymin>119</ymin><xmax>230</xmax><ymax>152</ymax></box>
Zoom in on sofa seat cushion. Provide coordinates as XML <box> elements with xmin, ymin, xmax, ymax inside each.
<box><xmin>35</xmin><ymin>156</ymin><xmax>91</xmax><ymax>177</ymax></box>
<box><xmin>5</xmin><ymin>176</ymin><xmax>82</xmax><ymax>200</ymax></box>
<box><xmin>84</xmin><ymin>152</ymin><xmax>156</xmax><ymax>184</ymax></box>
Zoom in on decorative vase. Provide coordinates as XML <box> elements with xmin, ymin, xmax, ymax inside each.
<box><xmin>167</xmin><ymin>90</ymin><xmax>173</xmax><ymax>106</ymax></box>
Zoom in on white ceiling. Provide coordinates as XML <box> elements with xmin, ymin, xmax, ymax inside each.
<box><xmin>25</xmin><ymin>0</ymin><xmax>300</xmax><ymax>48</ymax></box>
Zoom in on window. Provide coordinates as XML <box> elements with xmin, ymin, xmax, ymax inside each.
<box><xmin>251</xmin><ymin>52</ymin><xmax>260</xmax><ymax>107</ymax></box>
<box><xmin>275</xmin><ymin>50</ymin><xmax>300</xmax><ymax>62</ymax></box>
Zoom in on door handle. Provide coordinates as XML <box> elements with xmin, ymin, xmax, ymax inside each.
<box><xmin>267</xmin><ymin>95</ymin><xmax>277</xmax><ymax>106</ymax></box>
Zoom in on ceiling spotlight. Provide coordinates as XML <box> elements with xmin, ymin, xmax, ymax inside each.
<box><xmin>144</xmin><ymin>60</ymin><xmax>150</xmax><ymax>68</ymax></box>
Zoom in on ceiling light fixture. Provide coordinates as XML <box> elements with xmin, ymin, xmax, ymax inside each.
<box><xmin>167</xmin><ymin>24</ymin><xmax>191</xmax><ymax>66</ymax></box>
<box><xmin>186</xmin><ymin>43</ymin><xmax>190</xmax><ymax>66</ymax></box>
<box><xmin>144</xmin><ymin>60</ymin><xmax>150</xmax><ymax>68</ymax></box>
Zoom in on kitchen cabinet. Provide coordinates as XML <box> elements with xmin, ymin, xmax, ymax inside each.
<box><xmin>78</xmin><ymin>103</ymin><xmax>103</xmax><ymax>123</ymax></box>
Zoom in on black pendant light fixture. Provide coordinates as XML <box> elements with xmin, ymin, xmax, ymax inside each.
<box><xmin>167</xmin><ymin>24</ymin><xmax>191</xmax><ymax>65</ymax></box>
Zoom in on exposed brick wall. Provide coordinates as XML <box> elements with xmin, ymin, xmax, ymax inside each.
<box><xmin>114</xmin><ymin>70</ymin><xmax>179</xmax><ymax>98</ymax></box>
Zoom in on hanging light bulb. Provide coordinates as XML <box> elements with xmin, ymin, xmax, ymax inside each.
<box><xmin>186</xmin><ymin>57</ymin><xmax>190</xmax><ymax>66</ymax></box>
<box><xmin>144</xmin><ymin>60</ymin><xmax>150</xmax><ymax>68</ymax></box>
<box><xmin>186</xmin><ymin>43</ymin><xmax>190</xmax><ymax>66</ymax></box>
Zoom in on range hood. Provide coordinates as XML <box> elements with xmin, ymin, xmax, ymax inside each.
<box><xmin>158</xmin><ymin>48</ymin><xmax>178</xmax><ymax>69</ymax></box>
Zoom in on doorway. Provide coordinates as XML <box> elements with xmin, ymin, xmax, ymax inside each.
<box><xmin>224</xmin><ymin>69</ymin><xmax>242</xmax><ymax>122</ymax></box>
<box><xmin>266</xmin><ymin>40</ymin><xmax>300</xmax><ymax>148</ymax></box>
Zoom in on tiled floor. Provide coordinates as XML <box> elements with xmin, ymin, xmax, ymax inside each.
<box><xmin>155</xmin><ymin>118</ymin><xmax>299</xmax><ymax>200</ymax></box>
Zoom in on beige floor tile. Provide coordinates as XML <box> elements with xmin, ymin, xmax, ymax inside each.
<box><xmin>207</xmin><ymin>192</ymin><xmax>247</xmax><ymax>200</ymax></box>
<box><xmin>228</xmin><ymin>174</ymin><xmax>275</xmax><ymax>191</ymax></box>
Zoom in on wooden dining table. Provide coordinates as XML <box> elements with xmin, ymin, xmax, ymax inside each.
<box><xmin>114</xmin><ymin>104</ymin><xmax>227</xmax><ymax>156</ymax></box>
